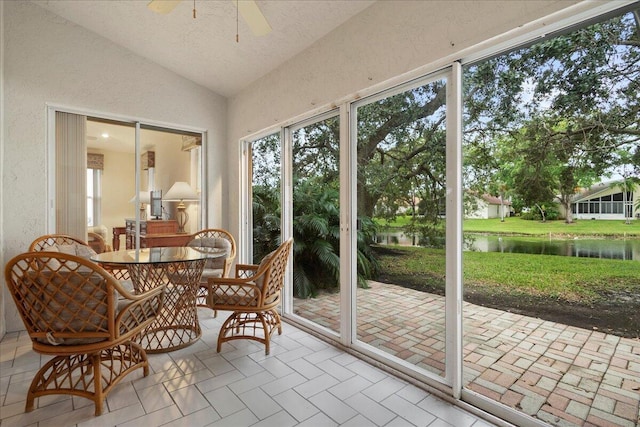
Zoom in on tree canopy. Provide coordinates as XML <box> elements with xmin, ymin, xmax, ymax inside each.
<box><xmin>250</xmin><ymin>7</ymin><xmax>640</xmax><ymax>296</ymax></box>
<box><xmin>464</xmin><ymin>9</ymin><xmax>639</xmax><ymax>222</ymax></box>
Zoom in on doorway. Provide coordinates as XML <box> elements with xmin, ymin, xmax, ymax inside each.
<box><xmin>50</xmin><ymin>108</ymin><xmax>206</xmax><ymax>247</ymax></box>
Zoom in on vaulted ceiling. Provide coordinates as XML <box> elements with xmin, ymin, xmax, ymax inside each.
<box><xmin>33</xmin><ymin>0</ymin><xmax>376</xmax><ymax>98</ymax></box>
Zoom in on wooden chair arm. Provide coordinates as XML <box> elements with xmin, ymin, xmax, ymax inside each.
<box><xmin>206</xmin><ymin>277</ymin><xmax>262</xmax><ymax>307</ymax></box>
<box><xmin>235</xmin><ymin>263</ymin><xmax>259</xmax><ymax>278</ymax></box>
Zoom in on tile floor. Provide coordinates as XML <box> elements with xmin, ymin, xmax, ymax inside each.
<box><xmin>0</xmin><ymin>308</ymin><xmax>497</xmax><ymax>427</ymax></box>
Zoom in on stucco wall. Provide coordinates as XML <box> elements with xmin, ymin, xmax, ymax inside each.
<box><xmin>1</xmin><ymin>1</ymin><xmax>227</xmax><ymax>333</ymax></box>
<box><xmin>226</xmin><ymin>0</ymin><xmax>590</xmax><ymax>247</ymax></box>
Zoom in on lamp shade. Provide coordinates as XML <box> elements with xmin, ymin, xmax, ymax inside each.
<box><xmin>164</xmin><ymin>182</ymin><xmax>199</xmax><ymax>202</ymax></box>
<box><xmin>129</xmin><ymin>191</ymin><xmax>151</xmax><ymax>204</ymax></box>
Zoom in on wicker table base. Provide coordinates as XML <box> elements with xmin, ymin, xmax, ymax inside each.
<box><xmin>128</xmin><ymin>258</ymin><xmax>206</xmax><ymax>353</ymax></box>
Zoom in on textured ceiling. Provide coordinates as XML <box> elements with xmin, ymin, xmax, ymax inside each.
<box><xmin>33</xmin><ymin>0</ymin><xmax>376</xmax><ymax>97</ymax></box>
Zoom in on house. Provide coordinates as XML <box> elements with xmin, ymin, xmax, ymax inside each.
<box><xmin>465</xmin><ymin>194</ymin><xmax>512</xmax><ymax>219</ymax></box>
<box><xmin>560</xmin><ymin>181</ymin><xmax>640</xmax><ymax>220</ymax></box>
<box><xmin>2</xmin><ymin>2</ymin><xmax>636</xmax><ymax>427</ymax></box>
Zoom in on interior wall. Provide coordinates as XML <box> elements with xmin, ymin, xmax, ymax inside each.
<box><xmin>226</xmin><ymin>0</ymin><xmax>585</xmax><ymax>250</ymax></box>
<box><xmin>1</xmin><ymin>1</ymin><xmax>227</xmax><ymax>333</ymax></box>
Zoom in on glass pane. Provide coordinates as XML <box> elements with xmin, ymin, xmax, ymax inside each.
<box><xmin>462</xmin><ymin>8</ymin><xmax>639</xmax><ymax>426</ymax></box>
<box><xmin>250</xmin><ymin>132</ymin><xmax>282</xmax><ymax>263</ymax></box>
<box><xmin>85</xmin><ymin>119</ymin><xmax>201</xmax><ymax>250</ymax></box>
<box><xmin>355</xmin><ymin>79</ymin><xmax>448</xmax><ymax>377</ymax></box>
<box><xmin>87</xmin><ymin>169</ymin><xmax>94</xmax><ymax>226</ymax></box>
<box><xmin>291</xmin><ymin>115</ymin><xmax>341</xmax><ymax>333</ymax></box>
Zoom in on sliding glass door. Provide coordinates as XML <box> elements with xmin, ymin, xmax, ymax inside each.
<box><xmin>240</xmin><ymin>5</ymin><xmax>637</xmax><ymax>426</ymax></box>
<box><xmin>50</xmin><ymin>108</ymin><xmax>204</xmax><ymax>246</ymax></box>
<box><xmin>351</xmin><ymin>71</ymin><xmax>458</xmax><ymax>382</ymax></box>
<box><xmin>242</xmin><ymin>68</ymin><xmax>460</xmax><ymax>386</ymax></box>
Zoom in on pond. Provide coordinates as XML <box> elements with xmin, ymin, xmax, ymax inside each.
<box><xmin>374</xmin><ymin>231</ymin><xmax>640</xmax><ymax>261</ymax></box>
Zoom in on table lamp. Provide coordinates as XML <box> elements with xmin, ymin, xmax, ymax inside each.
<box><xmin>129</xmin><ymin>191</ymin><xmax>151</xmax><ymax>220</ymax></box>
<box><xmin>164</xmin><ymin>181</ymin><xmax>199</xmax><ymax>233</ymax></box>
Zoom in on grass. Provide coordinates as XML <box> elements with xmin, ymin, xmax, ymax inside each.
<box><xmin>372</xmin><ymin>215</ymin><xmax>640</xmax><ymax>336</ymax></box>
<box><xmin>464</xmin><ymin>217</ymin><xmax>640</xmax><ymax>237</ymax></box>
<box><xmin>463</xmin><ymin>251</ymin><xmax>638</xmax><ymax>302</ymax></box>
<box><xmin>376</xmin><ymin>215</ymin><xmax>640</xmax><ymax>237</ymax></box>
<box><xmin>374</xmin><ymin>245</ymin><xmax>639</xmax><ymax>304</ymax></box>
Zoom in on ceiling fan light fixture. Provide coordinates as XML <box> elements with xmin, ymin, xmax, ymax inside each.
<box><xmin>147</xmin><ymin>0</ymin><xmax>182</xmax><ymax>14</ymax></box>
<box><xmin>148</xmin><ymin>0</ymin><xmax>272</xmax><ymax>39</ymax></box>
<box><xmin>236</xmin><ymin>0</ymin><xmax>272</xmax><ymax>37</ymax></box>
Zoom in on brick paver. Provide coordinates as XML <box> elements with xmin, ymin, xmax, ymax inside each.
<box><xmin>294</xmin><ymin>281</ymin><xmax>640</xmax><ymax>426</ymax></box>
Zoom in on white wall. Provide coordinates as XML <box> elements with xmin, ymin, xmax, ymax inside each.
<box><xmin>226</xmin><ymin>0</ymin><xmax>587</xmax><ymax>246</ymax></box>
<box><xmin>1</xmin><ymin>1</ymin><xmax>227</xmax><ymax>333</ymax></box>
<box><xmin>92</xmin><ymin>148</ymin><xmax>136</xmax><ymax>235</ymax></box>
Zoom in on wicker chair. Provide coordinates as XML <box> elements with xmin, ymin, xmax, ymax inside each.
<box><xmin>87</xmin><ymin>232</ymin><xmax>112</xmax><ymax>254</ymax></box>
<box><xmin>186</xmin><ymin>229</ymin><xmax>236</xmax><ymax>310</ymax></box>
<box><xmin>206</xmin><ymin>238</ymin><xmax>293</xmax><ymax>355</ymax></box>
<box><xmin>4</xmin><ymin>251</ymin><xmax>165</xmax><ymax>416</ymax></box>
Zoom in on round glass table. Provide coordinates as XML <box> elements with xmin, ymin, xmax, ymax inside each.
<box><xmin>92</xmin><ymin>246</ymin><xmax>225</xmax><ymax>353</ymax></box>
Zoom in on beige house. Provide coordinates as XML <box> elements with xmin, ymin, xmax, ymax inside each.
<box><xmin>562</xmin><ymin>181</ymin><xmax>640</xmax><ymax>221</ymax></box>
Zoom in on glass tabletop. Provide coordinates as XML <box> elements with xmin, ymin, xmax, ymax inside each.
<box><xmin>91</xmin><ymin>246</ymin><xmax>225</xmax><ymax>264</ymax></box>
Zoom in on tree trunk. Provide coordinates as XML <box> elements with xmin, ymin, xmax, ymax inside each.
<box><xmin>563</xmin><ymin>198</ymin><xmax>574</xmax><ymax>224</ymax></box>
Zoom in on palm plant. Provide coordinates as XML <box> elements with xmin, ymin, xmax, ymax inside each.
<box><xmin>292</xmin><ymin>179</ymin><xmax>378</xmax><ymax>298</ymax></box>
<box><xmin>252</xmin><ymin>185</ymin><xmax>282</xmax><ymax>263</ymax></box>
<box><xmin>252</xmin><ymin>180</ymin><xmax>379</xmax><ymax>298</ymax></box>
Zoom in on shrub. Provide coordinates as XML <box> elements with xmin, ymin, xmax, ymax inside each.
<box><xmin>252</xmin><ymin>181</ymin><xmax>379</xmax><ymax>299</ymax></box>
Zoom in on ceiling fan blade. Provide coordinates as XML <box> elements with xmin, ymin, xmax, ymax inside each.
<box><xmin>236</xmin><ymin>0</ymin><xmax>272</xmax><ymax>36</ymax></box>
<box><xmin>147</xmin><ymin>0</ymin><xmax>182</xmax><ymax>14</ymax></box>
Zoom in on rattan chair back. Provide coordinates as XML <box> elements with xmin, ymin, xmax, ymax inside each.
<box><xmin>187</xmin><ymin>228</ymin><xmax>236</xmax><ymax>277</ymax></box>
<box><xmin>187</xmin><ymin>228</ymin><xmax>237</xmax><ymax>311</ymax></box>
<box><xmin>31</xmin><ymin>233</ymin><xmax>129</xmax><ymax>282</ymax></box>
<box><xmin>28</xmin><ymin>233</ymin><xmax>88</xmax><ymax>252</ymax></box>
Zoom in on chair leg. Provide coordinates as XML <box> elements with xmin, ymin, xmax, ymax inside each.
<box><xmin>216</xmin><ymin>310</ymin><xmax>283</xmax><ymax>355</ymax></box>
<box><xmin>258</xmin><ymin>312</ymin><xmax>271</xmax><ymax>355</ymax></box>
<box><xmin>92</xmin><ymin>353</ymin><xmax>104</xmax><ymax>416</ymax></box>
<box><xmin>25</xmin><ymin>342</ymin><xmax>148</xmax><ymax>416</ymax></box>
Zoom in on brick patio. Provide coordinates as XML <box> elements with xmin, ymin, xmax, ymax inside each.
<box><xmin>293</xmin><ymin>281</ymin><xmax>640</xmax><ymax>427</ymax></box>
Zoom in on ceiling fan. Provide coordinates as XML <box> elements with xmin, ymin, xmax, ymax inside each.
<box><xmin>147</xmin><ymin>0</ymin><xmax>272</xmax><ymax>41</ymax></box>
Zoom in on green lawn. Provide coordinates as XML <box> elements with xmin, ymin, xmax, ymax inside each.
<box><xmin>373</xmin><ymin>242</ymin><xmax>640</xmax><ymax>336</ymax></box>
<box><xmin>376</xmin><ymin>215</ymin><xmax>640</xmax><ymax>237</ymax></box>
<box><xmin>372</xmin><ymin>215</ymin><xmax>640</xmax><ymax>336</ymax></box>
<box><xmin>463</xmin><ymin>251</ymin><xmax>638</xmax><ymax>302</ymax></box>
<box><xmin>374</xmin><ymin>245</ymin><xmax>638</xmax><ymax>303</ymax></box>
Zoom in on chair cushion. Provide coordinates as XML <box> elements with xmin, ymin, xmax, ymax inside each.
<box><xmin>118</xmin><ymin>279</ymin><xmax>135</xmax><ymax>295</ymax></box>
<box><xmin>188</xmin><ymin>237</ymin><xmax>231</xmax><ymax>270</ymax></box>
<box><xmin>43</xmin><ymin>244</ymin><xmax>98</xmax><ymax>271</ymax></box>
<box><xmin>26</xmin><ymin>270</ymin><xmax>112</xmax><ymax>346</ymax></box>
<box><xmin>200</xmin><ymin>268</ymin><xmax>223</xmax><ymax>281</ymax></box>
<box><xmin>254</xmin><ymin>249</ymin><xmax>275</xmax><ymax>288</ymax></box>
<box><xmin>55</xmin><ymin>244</ymin><xmax>77</xmax><ymax>255</ymax></box>
<box><xmin>75</xmin><ymin>244</ymin><xmax>98</xmax><ymax>259</ymax></box>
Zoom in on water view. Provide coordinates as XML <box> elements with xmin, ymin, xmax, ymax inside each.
<box><xmin>374</xmin><ymin>231</ymin><xmax>640</xmax><ymax>261</ymax></box>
